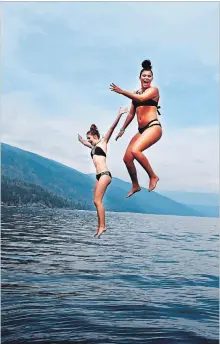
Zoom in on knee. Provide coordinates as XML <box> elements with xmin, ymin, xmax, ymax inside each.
<box><xmin>123</xmin><ymin>154</ymin><xmax>133</xmax><ymax>165</ymax></box>
<box><xmin>131</xmin><ymin>148</ymin><xmax>140</xmax><ymax>158</ymax></box>
<box><xmin>94</xmin><ymin>199</ymin><xmax>102</xmax><ymax>207</ymax></box>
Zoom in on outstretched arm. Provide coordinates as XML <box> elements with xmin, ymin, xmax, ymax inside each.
<box><xmin>110</xmin><ymin>83</ymin><xmax>159</xmax><ymax>102</ymax></box>
<box><xmin>103</xmin><ymin>107</ymin><xmax>128</xmax><ymax>143</ymax></box>
<box><xmin>78</xmin><ymin>134</ymin><xmax>93</xmax><ymax>149</ymax></box>
<box><xmin>115</xmin><ymin>102</ymin><xmax>135</xmax><ymax>141</ymax></box>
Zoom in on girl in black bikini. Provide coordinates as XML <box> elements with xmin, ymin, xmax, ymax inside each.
<box><xmin>78</xmin><ymin>107</ymin><xmax>128</xmax><ymax>238</ymax></box>
<box><xmin>110</xmin><ymin>59</ymin><xmax>162</xmax><ymax>197</ymax></box>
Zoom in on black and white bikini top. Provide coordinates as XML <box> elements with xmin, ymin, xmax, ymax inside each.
<box><xmin>90</xmin><ymin>140</ymin><xmax>106</xmax><ymax>159</ymax></box>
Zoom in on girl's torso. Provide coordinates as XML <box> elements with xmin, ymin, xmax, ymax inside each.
<box><xmin>91</xmin><ymin>139</ymin><xmax>109</xmax><ymax>174</ymax></box>
<box><xmin>132</xmin><ymin>89</ymin><xmax>161</xmax><ymax>128</ymax></box>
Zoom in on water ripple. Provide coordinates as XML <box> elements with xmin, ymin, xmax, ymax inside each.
<box><xmin>1</xmin><ymin>206</ymin><xmax>219</xmax><ymax>344</ymax></box>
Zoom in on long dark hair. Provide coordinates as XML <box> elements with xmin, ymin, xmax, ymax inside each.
<box><xmin>87</xmin><ymin>124</ymin><xmax>100</xmax><ymax>139</ymax></box>
<box><xmin>139</xmin><ymin>59</ymin><xmax>153</xmax><ymax>77</ymax></box>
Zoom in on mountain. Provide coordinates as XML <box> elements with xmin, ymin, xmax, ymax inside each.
<box><xmin>1</xmin><ymin>142</ymin><xmax>204</xmax><ymax>217</ymax></box>
<box><xmin>1</xmin><ymin>142</ymin><xmax>94</xmax><ymax>204</ymax></box>
<box><xmin>1</xmin><ymin>176</ymin><xmax>88</xmax><ymax>209</ymax></box>
<box><xmin>100</xmin><ymin>176</ymin><xmax>203</xmax><ymax>216</ymax></box>
<box><xmin>160</xmin><ymin>190</ymin><xmax>219</xmax><ymax>218</ymax></box>
<box><xmin>160</xmin><ymin>190</ymin><xmax>219</xmax><ymax>207</ymax></box>
<box><xmin>189</xmin><ymin>205</ymin><xmax>219</xmax><ymax>218</ymax></box>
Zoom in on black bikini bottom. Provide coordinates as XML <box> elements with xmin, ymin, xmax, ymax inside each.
<box><xmin>96</xmin><ymin>171</ymin><xmax>112</xmax><ymax>181</ymax></box>
<box><xmin>138</xmin><ymin>119</ymin><xmax>162</xmax><ymax>134</ymax></box>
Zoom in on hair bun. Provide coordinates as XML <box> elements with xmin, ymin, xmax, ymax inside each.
<box><xmin>142</xmin><ymin>59</ymin><xmax>152</xmax><ymax>70</ymax></box>
<box><xmin>90</xmin><ymin>124</ymin><xmax>97</xmax><ymax>130</ymax></box>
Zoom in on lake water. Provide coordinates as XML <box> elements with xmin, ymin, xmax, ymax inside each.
<box><xmin>1</xmin><ymin>206</ymin><xmax>219</xmax><ymax>344</ymax></box>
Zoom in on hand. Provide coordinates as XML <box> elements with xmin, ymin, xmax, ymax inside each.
<box><xmin>115</xmin><ymin>130</ymin><xmax>125</xmax><ymax>141</ymax></box>
<box><xmin>78</xmin><ymin>134</ymin><xmax>82</xmax><ymax>142</ymax></box>
<box><xmin>110</xmin><ymin>83</ymin><xmax>123</xmax><ymax>94</ymax></box>
<box><xmin>118</xmin><ymin>106</ymin><xmax>128</xmax><ymax>116</ymax></box>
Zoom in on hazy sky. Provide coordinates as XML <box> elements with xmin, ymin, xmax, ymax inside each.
<box><xmin>1</xmin><ymin>1</ymin><xmax>219</xmax><ymax>192</ymax></box>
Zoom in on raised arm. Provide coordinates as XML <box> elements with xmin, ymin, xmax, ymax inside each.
<box><xmin>78</xmin><ymin>134</ymin><xmax>93</xmax><ymax>149</ymax></box>
<box><xmin>115</xmin><ymin>102</ymin><xmax>135</xmax><ymax>141</ymax></box>
<box><xmin>110</xmin><ymin>83</ymin><xmax>159</xmax><ymax>102</ymax></box>
<box><xmin>103</xmin><ymin>107</ymin><xmax>128</xmax><ymax>143</ymax></box>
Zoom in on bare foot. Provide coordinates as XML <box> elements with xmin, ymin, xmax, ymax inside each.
<box><xmin>96</xmin><ymin>226</ymin><xmax>107</xmax><ymax>239</ymax></box>
<box><xmin>148</xmin><ymin>176</ymin><xmax>159</xmax><ymax>192</ymax></box>
<box><xmin>94</xmin><ymin>228</ymin><xmax>99</xmax><ymax>237</ymax></box>
<box><xmin>126</xmin><ymin>186</ymin><xmax>141</xmax><ymax>198</ymax></box>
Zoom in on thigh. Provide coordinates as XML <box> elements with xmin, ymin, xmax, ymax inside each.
<box><xmin>132</xmin><ymin>126</ymin><xmax>162</xmax><ymax>152</ymax></box>
<box><xmin>94</xmin><ymin>176</ymin><xmax>111</xmax><ymax>201</ymax></box>
<box><xmin>124</xmin><ymin>132</ymin><xmax>141</xmax><ymax>157</ymax></box>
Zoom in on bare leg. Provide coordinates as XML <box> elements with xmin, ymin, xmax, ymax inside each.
<box><xmin>94</xmin><ymin>175</ymin><xmax>111</xmax><ymax>238</ymax></box>
<box><xmin>123</xmin><ymin>133</ymin><xmax>141</xmax><ymax>198</ymax></box>
<box><xmin>93</xmin><ymin>181</ymin><xmax>100</xmax><ymax>237</ymax></box>
<box><xmin>131</xmin><ymin>126</ymin><xmax>162</xmax><ymax>192</ymax></box>
<box><xmin>124</xmin><ymin>155</ymin><xmax>141</xmax><ymax>198</ymax></box>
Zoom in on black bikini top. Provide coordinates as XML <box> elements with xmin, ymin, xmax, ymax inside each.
<box><xmin>132</xmin><ymin>89</ymin><xmax>161</xmax><ymax>115</ymax></box>
<box><xmin>133</xmin><ymin>98</ymin><xmax>158</xmax><ymax>107</ymax></box>
<box><xmin>91</xmin><ymin>145</ymin><xmax>106</xmax><ymax>159</ymax></box>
